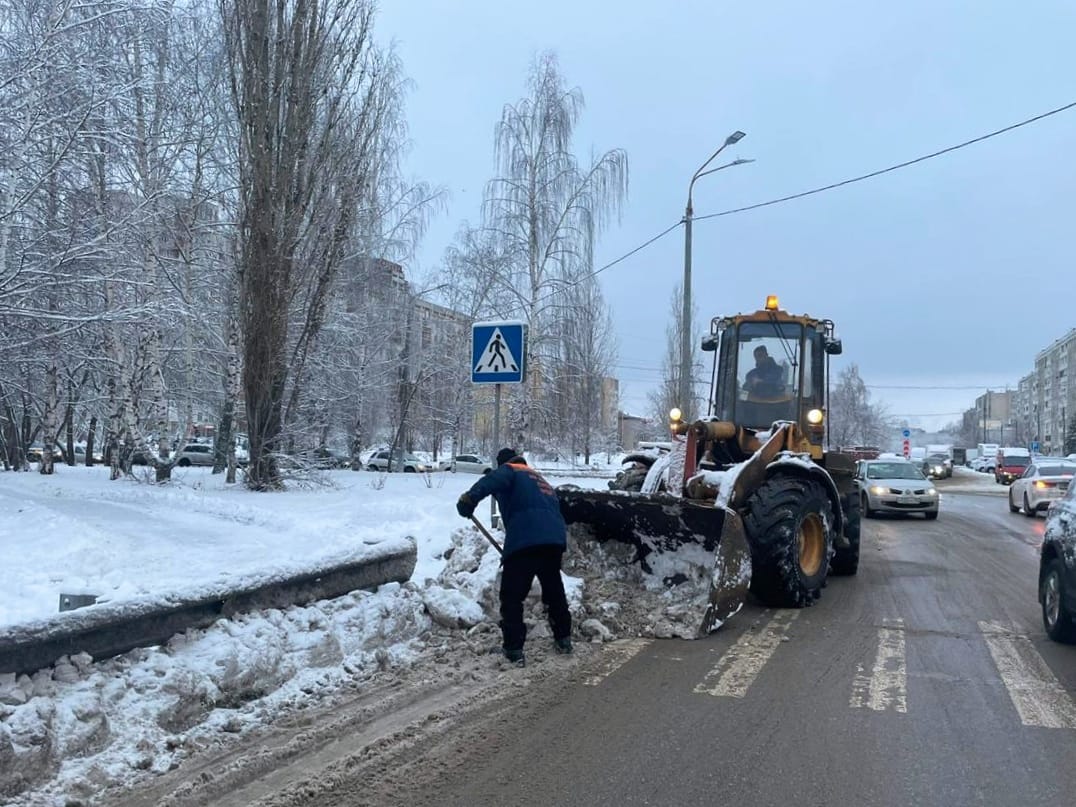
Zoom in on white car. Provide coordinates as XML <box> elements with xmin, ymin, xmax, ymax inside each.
<box><xmin>367</xmin><ymin>450</ymin><xmax>430</xmax><ymax>473</ymax></box>
<box><xmin>176</xmin><ymin>443</ymin><xmax>215</xmax><ymax>467</ymax></box>
<box><xmin>856</xmin><ymin>459</ymin><xmax>939</xmax><ymax>519</ymax></box>
<box><xmin>971</xmin><ymin>456</ymin><xmax>996</xmax><ymax>474</ymax></box>
<box><xmin>1008</xmin><ymin>460</ymin><xmax>1076</xmax><ymax>517</ymax></box>
<box><xmin>440</xmin><ymin>454</ymin><xmax>493</xmax><ymax>475</ymax></box>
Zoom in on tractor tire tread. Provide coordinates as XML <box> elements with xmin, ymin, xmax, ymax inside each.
<box><xmin>743</xmin><ymin>476</ymin><xmax>834</xmax><ymax>607</ymax></box>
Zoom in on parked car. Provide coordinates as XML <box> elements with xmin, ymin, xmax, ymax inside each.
<box><xmin>971</xmin><ymin>455</ymin><xmax>995</xmax><ymax>474</ymax></box>
<box><xmin>1039</xmin><ymin>487</ymin><xmax>1076</xmax><ymax>642</ymax></box>
<box><xmin>440</xmin><ymin>454</ymin><xmax>493</xmax><ymax>475</ymax></box>
<box><xmin>366</xmin><ymin>450</ymin><xmax>431</xmax><ymax>473</ymax></box>
<box><xmin>312</xmin><ymin>447</ymin><xmax>351</xmax><ymax>469</ymax></box>
<box><xmin>995</xmin><ymin>447</ymin><xmax>1032</xmax><ymax>485</ymax></box>
<box><xmin>855</xmin><ymin>458</ymin><xmax>939</xmax><ymax>519</ymax></box>
<box><xmin>176</xmin><ymin>443</ymin><xmax>215</xmax><ymax>467</ymax></box>
<box><xmin>26</xmin><ymin>444</ymin><xmax>63</xmax><ymax>463</ymax></box>
<box><xmin>921</xmin><ymin>453</ymin><xmax>953</xmax><ymax>479</ymax></box>
<box><xmin>1008</xmin><ymin>460</ymin><xmax>1076</xmax><ymax>517</ymax></box>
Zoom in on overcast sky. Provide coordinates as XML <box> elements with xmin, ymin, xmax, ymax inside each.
<box><xmin>376</xmin><ymin>0</ymin><xmax>1076</xmax><ymax>430</ymax></box>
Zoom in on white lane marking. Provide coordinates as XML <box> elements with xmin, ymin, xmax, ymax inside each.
<box><xmin>582</xmin><ymin>638</ymin><xmax>651</xmax><ymax>686</ymax></box>
<box><xmin>850</xmin><ymin>617</ymin><xmax>908</xmax><ymax>713</ymax></box>
<box><xmin>979</xmin><ymin>620</ymin><xmax>1076</xmax><ymax>729</ymax></box>
<box><xmin>693</xmin><ymin>611</ymin><xmax>798</xmax><ymax>698</ymax></box>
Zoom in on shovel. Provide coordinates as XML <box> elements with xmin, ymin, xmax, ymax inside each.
<box><xmin>469</xmin><ymin>515</ymin><xmax>504</xmax><ymax>555</ymax></box>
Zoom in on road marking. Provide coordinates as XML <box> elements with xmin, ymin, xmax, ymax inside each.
<box><xmin>979</xmin><ymin>620</ymin><xmax>1076</xmax><ymax>729</ymax></box>
<box><xmin>582</xmin><ymin>638</ymin><xmax>651</xmax><ymax>686</ymax></box>
<box><xmin>693</xmin><ymin>611</ymin><xmax>798</xmax><ymax>698</ymax></box>
<box><xmin>850</xmin><ymin>617</ymin><xmax>907</xmax><ymax>713</ymax></box>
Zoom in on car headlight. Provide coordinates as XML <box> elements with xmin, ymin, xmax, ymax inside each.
<box><xmin>926</xmin><ymin>488</ymin><xmax>938</xmax><ymax>496</ymax></box>
<box><xmin>870</xmin><ymin>485</ymin><xmax>887</xmax><ymax>495</ymax></box>
<box><xmin>933</xmin><ymin>466</ymin><xmax>943</xmax><ymax>474</ymax></box>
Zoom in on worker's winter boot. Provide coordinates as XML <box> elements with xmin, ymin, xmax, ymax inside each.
<box><xmin>554</xmin><ymin>637</ymin><xmax>573</xmax><ymax>655</ymax></box>
<box><xmin>503</xmin><ymin>647</ymin><xmax>525</xmax><ymax>667</ymax></box>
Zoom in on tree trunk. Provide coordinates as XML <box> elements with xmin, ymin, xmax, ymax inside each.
<box><xmin>39</xmin><ymin>365</ymin><xmax>59</xmax><ymax>475</ymax></box>
<box><xmin>86</xmin><ymin>416</ymin><xmax>98</xmax><ymax>468</ymax></box>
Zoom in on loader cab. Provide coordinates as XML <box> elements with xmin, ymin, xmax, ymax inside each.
<box><xmin>705</xmin><ymin>298</ymin><xmax>839</xmax><ymax>440</ymax></box>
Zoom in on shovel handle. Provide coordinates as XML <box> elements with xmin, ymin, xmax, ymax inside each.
<box><xmin>470</xmin><ymin>515</ymin><xmax>504</xmax><ymax>555</ymax></box>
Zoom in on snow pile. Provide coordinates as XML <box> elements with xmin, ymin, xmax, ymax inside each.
<box><xmin>0</xmin><ymin>582</ymin><xmax>432</xmax><ymax>804</ymax></box>
<box><xmin>561</xmin><ymin>530</ymin><xmax>716</xmax><ymax>641</ymax></box>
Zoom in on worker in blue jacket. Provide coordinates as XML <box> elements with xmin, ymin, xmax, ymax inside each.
<box><xmin>456</xmin><ymin>447</ymin><xmax>572</xmax><ymax>666</ymax></box>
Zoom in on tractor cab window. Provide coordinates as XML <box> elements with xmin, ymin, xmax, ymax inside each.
<box><xmin>734</xmin><ymin>321</ymin><xmax>801</xmax><ymax>427</ymax></box>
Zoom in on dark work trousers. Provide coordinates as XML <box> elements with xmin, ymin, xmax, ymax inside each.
<box><xmin>499</xmin><ymin>544</ymin><xmax>571</xmax><ymax>652</ymax></box>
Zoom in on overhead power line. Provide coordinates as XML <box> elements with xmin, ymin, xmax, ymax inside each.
<box><xmin>522</xmin><ymin>99</ymin><xmax>1075</xmax><ymax>314</ymax></box>
<box><xmin>693</xmin><ymin>100</ymin><xmax>1076</xmax><ymax>222</ymax></box>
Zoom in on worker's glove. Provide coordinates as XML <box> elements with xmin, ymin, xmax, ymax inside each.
<box><xmin>456</xmin><ymin>493</ymin><xmax>476</xmax><ymax>518</ymax></box>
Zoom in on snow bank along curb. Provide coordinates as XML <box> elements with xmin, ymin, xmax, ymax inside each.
<box><xmin>0</xmin><ymin>538</ymin><xmax>417</xmax><ymax>676</ymax></box>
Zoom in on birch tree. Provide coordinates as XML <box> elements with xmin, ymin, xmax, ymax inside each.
<box><xmin>482</xmin><ymin>52</ymin><xmax>627</xmax><ymax>450</ymax></box>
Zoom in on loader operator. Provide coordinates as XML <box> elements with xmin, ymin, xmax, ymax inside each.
<box><xmin>456</xmin><ymin>448</ymin><xmax>572</xmax><ymax>667</ymax></box>
<box><xmin>744</xmin><ymin>345</ymin><xmax>785</xmax><ymax>399</ymax></box>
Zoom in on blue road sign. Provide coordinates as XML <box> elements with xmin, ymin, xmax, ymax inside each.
<box><xmin>1031</xmin><ymin>441</ymin><xmax>1041</xmax><ymax>453</ymax></box>
<box><xmin>472</xmin><ymin>321</ymin><xmax>526</xmax><ymax>384</ymax></box>
<box><xmin>902</xmin><ymin>429</ymin><xmax>911</xmax><ymax>439</ymax></box>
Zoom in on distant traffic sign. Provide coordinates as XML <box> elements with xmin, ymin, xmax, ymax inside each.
<box><xmin>1031</xmin><ymin>441</ymin><xmax>1041</xmax><ymax>453</ymax></box>
<box><xmin>902</xmin><ymin>429</ymin><xmax>911</xmax><ymax>439</ymax></box>
<box><xmin>472</xmin><ymin>321</ymin><xmax>526</xmax><ymax>384</ymax></box>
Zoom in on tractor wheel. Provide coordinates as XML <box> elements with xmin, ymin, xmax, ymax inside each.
<box><xmin>743</xmin><ymin>476</ymin><xmax>834</xmax><ymax>607</ymax></box>
<box><xmin>831</xmin><ymin>493</ymin><xmax>860</xmax><ymax>576</ymax></box>
<box><xmin>609</xmin><ymin>464</ymin><xmax>651</xmax><ymax>492</ymax></box>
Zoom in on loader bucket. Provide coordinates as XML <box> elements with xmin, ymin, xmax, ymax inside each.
<box><xmin>556</xmin><ymin>488</ymin><xmax>752</xmax><ymax>636</ymax></box>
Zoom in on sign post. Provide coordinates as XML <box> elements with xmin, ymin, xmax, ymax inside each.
<box><xmin>471</xmin><ymin>321</ymin><xmax>526</xmax><ymax>528</ymax></box>
<box><xmin>901</xmin><ymin>428</ymin><xmax>911</xmax><ymax>459</ymax></box>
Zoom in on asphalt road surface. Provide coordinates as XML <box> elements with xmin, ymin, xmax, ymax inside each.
<box><xmin>380</xmin><ymin>485</ymin><xmax>1076</xmax><ymax>807</ymax></box>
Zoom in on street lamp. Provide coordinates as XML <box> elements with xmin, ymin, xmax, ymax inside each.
<box><xmin>680</xmin><ymin>131</ymin><xmax>751</xmax><ymax>416</ymax></box>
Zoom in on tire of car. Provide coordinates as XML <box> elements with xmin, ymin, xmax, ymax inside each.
<box><xmin>1041</xmin><ymin>558</ymin><xmax>1076</xmax><ymax>644</ymax></box>
<box><xmin>178</xmin><ymin>458</ymin><xmax>191</xmax><ymax>467</ymax></box>
<box><xmin>1008</xmin><ymin>491</ymin><xmax>1019</xmax><ymax>513</ymax></box>
<box><xmin>404</xmin><ymin>466</ymin><xmax>416</xmax><ymax>473</ymax></box>
<box><xmin>924</xmin><ymin>510</ymin><xmax>938</xmax><ymax>520</ymax></box>
<box><xmin>861</xmin><ymin>492</ymin><xmax>874</xmax><ymax>519</ymax></box>
<box><xmin>1023</xmin><ymin>493</ymin><xmax>1036</xmax><ymax>518</ymax></box>
<box><xmin>482</xmin><ymin>467</ymin><xmax>492</xmax><ymax>476</ymax></box>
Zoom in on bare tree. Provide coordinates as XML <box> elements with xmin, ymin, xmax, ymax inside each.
<box><xmin>828</xmin><ymin>364</ymin><xmax>891</xmax><ymax>448</ymax></box>
<box><xmin>482</xmin><ymin>52</ymin><xmax>627</xmax><ymax>450</ymax></box>
<box><xmin>647</xmin><ymin>282</ymin><xmax>704</xmax><ymax>426</ymax></box>
<box><xmin>221</xmin><ymin>0</ymin><xmax>400</xmax><ymax>489</ymax></box>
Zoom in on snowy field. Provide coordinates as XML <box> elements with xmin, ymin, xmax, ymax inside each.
<box><xmin>0</xmin><ymin>464</ymin><xmax>611</xmax><ymax>804</ymax></box>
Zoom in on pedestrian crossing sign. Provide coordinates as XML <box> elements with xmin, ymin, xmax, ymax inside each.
<box><xmin>472</xmin><ymin>321</ymin><xmax>526</xmax><ymax>384</ymax></box>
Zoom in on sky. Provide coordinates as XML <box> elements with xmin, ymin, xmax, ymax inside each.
<box><xmin>375</xmin><ymin>0</ymin><xmax>1076</xmax><ymax>430</ymax></box>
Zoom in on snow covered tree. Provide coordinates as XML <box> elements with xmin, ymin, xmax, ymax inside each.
<box><xmin>828</xmin><ymin>364</ymin><xmax>891</xmax><ymax>448</ymax></box>
<box><xmin>221</xmin><ymin>0</ymin><xmax>403</xmax><ymax>489</ymax></box>
<box><xmin>481</xmin><ymin>53</ymin><xmax>627</xmax><ymax>451</ymax></box>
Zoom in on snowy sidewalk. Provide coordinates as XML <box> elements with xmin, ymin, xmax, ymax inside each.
<box><xmin>0</xmin><ymin>466</ymin><xmax>496</xmax><ymax>630</ymax></box>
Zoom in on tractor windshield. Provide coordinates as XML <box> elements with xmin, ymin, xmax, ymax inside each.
<box><xmin>734</xmin><ymin>321</ymin><xmax>802</xmax><ymax>427</ymax></box>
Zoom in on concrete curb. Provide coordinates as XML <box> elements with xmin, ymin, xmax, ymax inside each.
<box><xmin>0</xmin><ymin>540</ymin><xmax>417</xmax><ymax>677</ymax></box>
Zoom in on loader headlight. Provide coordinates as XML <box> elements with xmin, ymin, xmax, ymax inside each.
<box><xmin>806</xmin><ymin>408</ymin><xmax>824</xmax><ymax>426</ymax></box>
<box><xmin>669</xmin><ymin>407</ymin><xmax>682</xmax><ymax>423</ymax></box>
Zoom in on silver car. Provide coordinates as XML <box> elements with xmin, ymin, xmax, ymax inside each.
<box><xmin>440</xmin><ymin>454</ymin><xmax>493</xmax><ymax>475</ymax></box>
<box><xmin>1008</xmin><ymin>460</ymin><xmax>1076</xmax><ymax>517</ymax></box>
<box><xmin>367</xmin><ymin>450</ymin><xmax>430</xmax><ymax>473</ymax></box>
<box><xmin>856</xmin><ymin>459</ymin><xmax>939</xmax><ymax>519</ymax></box>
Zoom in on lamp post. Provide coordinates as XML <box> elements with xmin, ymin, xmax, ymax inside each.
<box><xmin>680</xmin><ymin>131</ymin><xmax>750</xmax><ymax>417</ymax></box>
